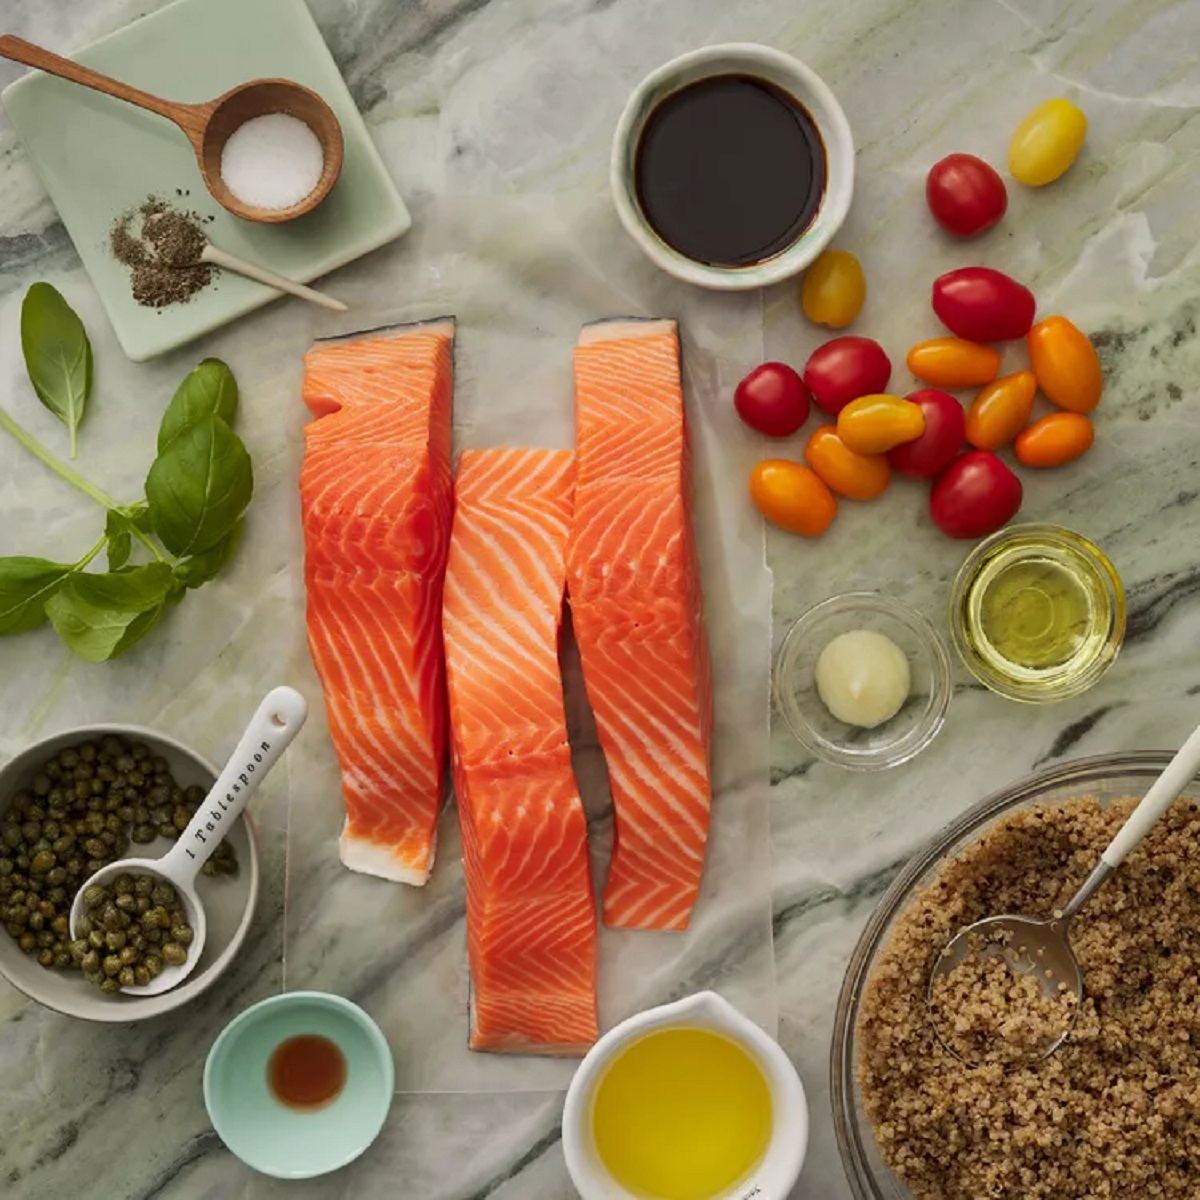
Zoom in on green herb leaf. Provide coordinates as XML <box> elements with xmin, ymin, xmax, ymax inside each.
<box><xmin>174</xmin><ymin>519</ymin><xmax>244</xmax><ymax>589</ymax></box>
<box><xmin>104</xmin><ymin>503</ymin><xmax>153</xmax><ymax>570</ymax></box>
<box><xmin>144</xmin><ymin>415</ymin><xmax>253</xmax><ymax>557</ymax></box>
<box><xmin>20</xmin><ymin>283</ymin><xmax>93</xmax><ymax>460</ymax></box>
<box><xmin>44</xmin><ymin>563</ymin><xmax>175</xmax><ymax>662</ymax></box>
<box><xmin>0</xmin><ymin>556</ymin><xmax>75</xmax><ymax>634</ymax></box>
<box><xmin>157</xmin><ymin>359</ymin><xmax>239</xmax><ymax>452</ymax></box>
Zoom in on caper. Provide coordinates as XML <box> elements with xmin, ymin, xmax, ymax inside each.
<box><xmin>21</xmin><ymin>821</ymin><xmax>41</xmax><ymax>842</ymax></box>
<box><xmin>46</xmin><ymin>867</ymin><xmax>66</xmax><ymax>888</ymax></box>
<box><xmin>81</xmin><ymin>950</ymin><xmax>100</xmax><ymax>974</ymax></box>
<box><xmin>18</xmin><ymin>931</ymin><xmax>36</xmax><ymax>953</ymax></box>
<box><xmin>29</xmin><ymin>850</ymin><xmax>54</xmax><ymax>875</ymax></box>
<box><xmin>145</xmin><ymin>928</ymin><xmax>163</xmax><ymax>946</ymax></box>
<box><xmin>42</xmin><ymin>820</ymin><xmax>61</xmax><ymax>840</ymax></box>
<box><xmin>32</xmin><ymin>773</ymin><xmax>51</xmax><ymax>796</ymax></box>
<box><xmin>47</xmin><ymin>887</ymin><xmax>66</xmax><ymax>907</ymax></box>
<box><xmin>151</xmin><ymin>883</ymin><xmax>177</xmax><ymax>907</ymax></box>
<box><xmin>101</xmin><ymin>954</ymin><xmax>121</xmax><ymax>977</ymax></box>
<box><xmin>27</xmin><ymin>911</ymin><xmax>44</xmax><ymax>932</ymax></box>
<box><xmin>100</xmin><ymin>905</ymin><xmax>123</xmax><ymax>933</ymax></box>
<box><xmin>115</xmin><ymin>806</ymin><xmax>134</xmax><ymax>824</ymax></box>
<box><xmin>53</xmin><ymin>950</ymin><xmax>71</xmax><ymax>969</ymax></box>
<box><xmin>97</xmin><ymin>765</ymin><xmax>116</xmax><ymax>784</ymax></box>
<box><xmin>36</xmin><ymin>931</ymin><xmax>54</xmax><ymax>948</ymax></box>
<box><xmin>82</xmin><ymin>838</ymin><xmax>107</xmax><ymax>860</ymax></box>
<box><xmin>201</xmin><ymin>860</ymin><xmax>217</xmax><ymax>877</ymax></box>
<box><xmin>83</xmin><ymin>813</ymin><xmax>104</xmax><ymax>836</ymax></box>
<box><xmin>99</xmin><ymin>977</ymin><xmax>119</xmax><ymax>994</ymax></box>
<box><xmin>36</xmin><ymin>948</ymin><xmax>55</xmax><ymax>968</ymax></box>
<box><xmin>143</xmin><ymin>953</ymin><xmax>163</xmax><ymax>978</ymax></box>
<box><xmin>99</xmin><ymin>831</ymin><xmax>118</xmax><ymax>850</ymax></box>
<box><xmin>133</xmin><ymin>875</ymin><xmax>154</xmax><ymax>898</ymax></box>
<box><xmin>114</xmin><ymin>893</ymin><xmax>137</xmax><ymax>914</ymax></box>
<box><xmin>38</xmin><ymin>899</ymin><xmax>54</xmax><ymax>919</ymax></box>
<box><xmin>118</xmin><ymin>946</ymin><xmax>139</xmax><ymax>967</ymax></box>
<box><xmin>161</xmin><ymin>941</ymin><xmax>187</xmax><ymax>966</ymax></box>
<box><xmin>51</xmin><ymin>834</ymin><xmax>75</xmax><ymax>856</ymax></box>
<box><xmin>105</xmin><ymin>930</ymin><xmax>127</xmax><ymax>952</ymax></box>
<box><xmin>135</xmin><ymin>896</ymin><xmax>151</xmax><ymax>916</ymax></box>
<box><xmin>170</xmin><ymin>924</ymin><xmax>194</xmax><ymax>946</ymax></box>
<box><xmin>133</xmin><ymin>965</ymin><xmax>151</xmax><ymax>987</ymax></box>
<box><xmin>50</xmin><ymin>915</ymin><xmax>69</xmax><ymax>937</ymax></box>
<box><xmin>131</xmin><ymin>824</ymin><xmax>156</xmax><ymax>844</ymax></box>
<box><xmin>2</xmin><ymin>826</ymin><xmax>21</xmax><ymax>850</ymax></box>
<box><xmin>74</xmin><ymin>781</ymin><xmax>92</xmax><ymax>802</ymax></box>
<box><xmin>6</xmin><ymin>906</ymin><xmax>28</xmax><ymax>930</ymax></box>
<box><xmin>60</xmin><ymin>749</ymin><xmax>80</xmax><ymax>770</ymax></box>
<box><xmin>102</xmin><ymin>736</ymin><xmax>124</xmax><ymax>758</ymax></box>
<box><xmin>172</xmin><ymin>807</ymin><xmax>189</xmax><ymax>832</ymax></box>
<box><xmin>157</xmin><ymin>824</ymin><xmax>176</xmax><ymax>841</ymax></box>
<box><xmin>82</xmin><ymin>884</ymin><xmax>106</xmax><ymax>909</ymax></box>
<box><xmin>115</xmin><ymin>966</ymin><xmax>134</xmax><ymax>989</ymax></box>
<box><xmin>0</xmin><ymin>859</ymin><xmax>12</xmax><ymax>878</ymax></box>
<box><xmin>87</xmin><ymin>929</ymin><xmax>105</xmax><ymax>950</ymax></box>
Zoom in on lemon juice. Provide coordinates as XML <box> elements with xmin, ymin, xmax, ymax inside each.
<box><xmin>591</xmin><ymin>1026</ymin><xmax>773</xmax><ymax>1200</ymax></box>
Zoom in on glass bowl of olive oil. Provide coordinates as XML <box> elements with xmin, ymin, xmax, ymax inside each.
<box><xmin>950</xmin><ymin>524</ymin><xmax>1125</xmax><ymax>703</ymax></box>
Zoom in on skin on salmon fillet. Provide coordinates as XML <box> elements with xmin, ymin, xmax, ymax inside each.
<box><xmin>300</xmin><ymin>319</ymin><xmax>454</xmax><ymax>885</ymax></box>
<box><xmin>567</xmin><ymin>319</ymin><xmax>714</xmax><ymax>932</ymax></box>
<box><xmin>444</xmin><ymin>448</ymin><xmax>599</xmax><ymax>1054</ymax></box>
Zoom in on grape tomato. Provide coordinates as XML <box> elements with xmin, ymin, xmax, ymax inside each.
<box><xmin>1015</xmin><ymin>412</ymin><xmax>1095</xmax><ymax>468</ymax></box>
<box><xmin>906</xmin><ymin>338</ymin><xmax>1001</xmax><ymax>388</ymax></box>
<box><xmin>1027</xmin><ymin>316</ymin><xmax>1103</xmax><ymax>413</ymax></box>
<box><xmin>803</xmin><ymin>337</ymin><xmax>893</xmax><ymax>416</ymax></box>
<box><xmin>888</xmin><ymin>389</ymin><xmax>966</xmax><ymax>479</ymax></box>
<box><xmin>925</xmin><ymin>153</ymin><xmax>1008</xmax><ymax>237</ymax></box>
<box><xmin>965</xmin><ymin>370</ymin><xmax>1038</xmax><ymax>451</ymax></box>
<box><xmin>1009</xmin><ymin>99</ymin><xmax>1087</xmax><ymax>187</ymax></box>
<box><xmin>932</xmin><ymin>267</ymin><xmax>1036</xmax><ymax>342</ymax></box>
<box><xmin>801</xmin><ymin>250</ymin><xmax>866</xmax><ymax>329</ymax></box>
<box><xmin>837</xmin><ymin>394</ymin><xmax>926</xmax><ymax>455</ymax></box>
<box><xmin>805</xmin><ymin>426</ymin><xmax>891</xmax><ymax>500</ymax></box>
<box><xmin>734</xmin><ymin>362</ymin><xmax>811</xmax><ymax>437</ymax></box>
<box><xmin>749</xmin><ymin>459</ymin><xmax>837</xmax><ymax>537</ymax></box>
<box><xmin>929</xmin><ymin>451</ymin><xmax>1023</xmax><ymax>539</ymax></box>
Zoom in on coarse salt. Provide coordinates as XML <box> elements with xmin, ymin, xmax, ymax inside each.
<box><xmin>219</xmin><ymin>112</ymin><xmax>325</xmax><ymax>211</ymax></box>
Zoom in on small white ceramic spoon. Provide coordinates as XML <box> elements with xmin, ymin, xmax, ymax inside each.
<box><xmin>199</xmin><ymin>242</ymin><xmax>349</xmax><ymax>312</ymax></box>
<box><xmin>69</xmin><ymin>686</ymin><xmax>307</xmax><ymax>997</ymax></box>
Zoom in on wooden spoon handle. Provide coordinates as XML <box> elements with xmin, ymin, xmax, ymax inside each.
<box><xmin>0</xmin><ymin>34</ymin><xmax>208</xmax><ymax>148</ymax></box>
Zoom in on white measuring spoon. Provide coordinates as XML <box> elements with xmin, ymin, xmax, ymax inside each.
<box><xmin>69</xmin><ymin>686</ymin><xmax>307</xmax><ymax>997</ymax></box>
<box><xmin>930</xmin><ymin>719</ymin><xmax>1200</xmax><ymax>1059</ymax></box>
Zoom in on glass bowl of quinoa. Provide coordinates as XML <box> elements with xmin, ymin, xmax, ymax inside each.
<box><xmin>833</xmin><ymin>752</ymin><xmax>1200</xmax><ymax>1199</ymax></box>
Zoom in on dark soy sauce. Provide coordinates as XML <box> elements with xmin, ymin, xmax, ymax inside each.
<box><xmin>268</xmin><ymin>1034</ymin><xmax>347</xmax><ymax>1110</ymax></box>
<box><xmin>634</xmin><ymin>74</ymin><xmax>827</xmax><ymax>268</ymax></box>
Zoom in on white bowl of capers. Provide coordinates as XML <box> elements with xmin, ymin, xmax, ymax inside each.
<box><xmin>0</xmin><ymin>724</ymin><xmax>259</xmax><ymax>1021</ymax></box>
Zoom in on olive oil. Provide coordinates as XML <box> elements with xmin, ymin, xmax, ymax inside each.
<box><xmin>591</xmin><ymin>1027</ymin><xmax>772</xmax><ymax>1200</ymax></box>
<box><xmin>954</xmin><ymin>526</ymin><xmax>1125</xmax><ymax>702</ymax></box>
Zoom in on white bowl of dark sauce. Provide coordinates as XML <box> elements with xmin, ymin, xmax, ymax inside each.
<box><xmin>612</xmin><ymin>44</ymin><xmax>854</xmax><ymax>290</ymax></box>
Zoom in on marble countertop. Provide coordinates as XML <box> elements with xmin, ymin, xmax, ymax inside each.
<box><xmin>1</xmin><ymin>0</ymin><xmax>1199</xmax><ymax>1196</ymax></box>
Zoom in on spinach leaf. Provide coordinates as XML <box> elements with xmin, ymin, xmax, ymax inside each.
<box><xmin>157</xmin><ymin>359</ymin><xmax>238</xmax><ymax>452</ymax></box>
<box><xmin>44</xmin><ymin>563</ymin><xmax>175</xmax><ymax>662</ymax></box>
<box><xmin>20</xmin><ymin>283</ymin><xmax>93</xmax><ymax>460</ymax></box>
<box><xmin>144</xmin><ymin>415</ymin><xmax>253</xmax><ymax>557</ymax></box>
<box><xmin>174</xmin><ymin>519</ymin><xmax>244</xmax><ymax>589</ymax></box>
<box><xmin>0</xmin><ymin>556</ymin><xmax>75</xmax><ymax>634</ymax></box>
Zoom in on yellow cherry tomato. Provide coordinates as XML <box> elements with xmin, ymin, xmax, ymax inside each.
<box><xmin>1027</xmin><ymin>316</ymin><xmax>1103</xmax><ymax>413</ymax></box>
<box><xmin>804</xmin><ymin>425</ymin><xmax>891</xmax><ymax>500</ymax></box>
<box><xmin>800</xmin><ymin>250</ymin><xmax>866</xmax><ymax>329</ymax></box>
<box><xmin>965</xmin><ymin>370</ymin><xmax>1038</xmax><ymax>451</ymax></box>
<box><xmin>906</xmin><ymin>338</ymin><xmax>1001</xmax><ymax>388</ymax></box>
<box><xmin>1015</xmin><ymin>412</ymin><xmax>1095</xmax><ymax>468</ymax></box>
<box><xmin>1009</xmin><ymin>98</ymin><xmax>1087</xmax><ymax>187</ymax></box>
<box><xmin>837</xmin><ymin>394</ymin><xmax>926</xmax><ymax>455</ymax></box>
<box><xmin>748</xmin><ymin>459</ymin><xmax>837</xmax><ymax>537</ymax></box>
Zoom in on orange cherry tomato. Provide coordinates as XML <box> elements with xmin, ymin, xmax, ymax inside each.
<box><xmin>906</xmin><ymin>338</ymin><xmax>1001</xmax><ymax>388</ymax></box>
<box><xmin>965</xmin><ymin>370</ymin><xmax>1038</xmax><ymax>451</ymax></box>
<box><xmin>1027</xmin><ymin>316</ymin><xmax>1103</xmax><ymax>413</ymax></box>
<box><xmin>804</xmin><ymin>425</ymin><xmax>891</xmax><ymax>500</ymax></box>
<box><xmin>801</xmin><ymin>250</ymin><xmax>866</xmax><ymax>329</ymax></box>
<box><xmin>749</xmin><ymin>459</ymin><xmax>837</xmax><ymax>537</ymax></box>
<box><xmin>836</xmin><ymin>394</ymin><xmax>926</xmax><ymax>455</ymax></box>
<box><xmin>1014</xmin><ymin>412</ymin><xmax>1095</xmax><ymax>468</ymax></box>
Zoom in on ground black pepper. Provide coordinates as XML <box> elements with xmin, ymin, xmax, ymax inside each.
<box><xmin>109</xmin><ymin>197</ymin><xmax>215</xmax><ymax>309</ymax></box>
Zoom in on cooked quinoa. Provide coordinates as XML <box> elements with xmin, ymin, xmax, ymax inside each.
<box><xmin>858</xmin><ymin>796</ymin><xmax>1200</xmax><ymax>1198</ymax></box>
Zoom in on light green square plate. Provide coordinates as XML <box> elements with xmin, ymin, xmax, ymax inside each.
<box><xmin>2</xmin><ymin>0</ymin><xmax>410</xmax><ymax>361</ymax></box>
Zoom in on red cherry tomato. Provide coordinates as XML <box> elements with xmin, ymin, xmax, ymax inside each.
<box><xmin>931</xmin><ymin>267</ymin><xmax>1036</xmax><ymax>343</ymax></box>
<box><xmin>925</xmin><ymin>154</ymin><xmax>1008</xmax><ymax>237</ymax></box>
<box><xmin>887</xmin><ymin>389</ymin><xmax>965</xmax><ymax>479</ymax></box>
<box><xmin>929</xmin><ymin>451</ymin><xmax>1023</xmax><ymax>539</ymax></box>
<box><xmin>734</xmin><ymin>362</ymin><xmax>812</xmax><ymax>437</ymax></box>
<box><xmin>802</xmin><ymin>337</ymin><xmax>892</xmax><ymax>417</ymax></box>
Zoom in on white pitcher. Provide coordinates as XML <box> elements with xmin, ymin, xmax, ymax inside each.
<box><xmin>562</xmin><ymin>991</ymin><xmax>808</xmax><ymax>1200</ymax></box>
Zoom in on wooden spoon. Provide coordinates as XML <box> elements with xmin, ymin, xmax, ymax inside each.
<box><xmin>0</xmin><ymin>35</ymin><xmax>344</xmax><ymax>223</ymax></box>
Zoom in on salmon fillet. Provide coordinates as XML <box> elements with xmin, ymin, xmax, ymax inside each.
<box><xmin>300</xmin><ymin>319</ymin><xmax>454</xmax><ymax>885</ymax></box>
<box><xmin>444</xmin><ymin>448</ymin><xmax>599</xmax><ymax>1053</ymax></box>
<box><xmin>567</xmin><ymin>319</ymin><xmax>713</xmax><ymax>931</ymax></box>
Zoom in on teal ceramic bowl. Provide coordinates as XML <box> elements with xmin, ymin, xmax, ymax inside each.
<box><xmin>204</xmin><ymin>991</ymin><xmax>394</xmax><ymax>1179</ymax></box>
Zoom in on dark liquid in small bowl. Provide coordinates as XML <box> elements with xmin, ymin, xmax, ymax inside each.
<box><xmin>268</xmin><ymin>1033</ymin><xmax>347</xmax><ymax>1110</ymax></box>
<box><xmin>634</xmin><ymin>74</ymin><xmax>826</xmax><ymax>268</ymax></box>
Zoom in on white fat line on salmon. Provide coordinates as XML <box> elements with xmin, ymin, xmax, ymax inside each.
<box><xmin>184</xmin><ymin>740</ymin><xmax>273</xmax><ymax>858</ymax></box>
<box><xmin>312</xmin><ymin>315</ymin><xmax>457</xmax><ymax>345</ymax></box>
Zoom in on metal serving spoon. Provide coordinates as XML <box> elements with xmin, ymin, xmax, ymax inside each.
<box><xmin>69</xmin><ymin>687</ymin><xmax>307</xmax><ymax>997</ymax></box>
<box><xmin>929</xmin><ymin>720</ymin><xmax>1200</xmax><ymax>1060</ymax></box>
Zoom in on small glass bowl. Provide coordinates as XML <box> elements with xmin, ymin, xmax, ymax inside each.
<box><xmin>949</xmin><ymin>524</ymin><xmax>1126</xmax><ymax>704</ymax></box>
<box><xmin>774</xmin><ymin>592</ymin><xmax>953</xmax><ymax>771</ymax></box>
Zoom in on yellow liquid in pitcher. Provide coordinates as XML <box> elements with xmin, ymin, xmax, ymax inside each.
<box><xmin>591</xmin><ymin>1027</ymin><xmax>773</xmax><ymax>1200</ymax></box>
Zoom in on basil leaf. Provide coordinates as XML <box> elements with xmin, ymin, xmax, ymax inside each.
<box><xmin>157</xmin><ymin>359</ymin><xmax>239</xmax><ymax>452</ymax></box>
<box><xmin>104</xmin><ymin>503</ymin><xmax>153</xmax><ymax>570</ymax></box>
<box><xmin>20</xmin><ymin>282</ymin><xmax>93</xmax><ymax>460</ymax></box>
<box><xmin>44</xmin><ymin>563</ymin><xmax>175</xmax><ymax>662</ymax></box>
<box><xmin>144</xmin><ymin>415</ymin><xmax>253</xmax><ymax>557</ymax></box>
<box><xmin>174</xmin><ymin>519</ymin><xmax>244</xmax><ymax>589</ymax></box>
<box><xmin>0</xmin><ymin>556</ymin><xmax>74</xmax><ymax>634</ymax></box>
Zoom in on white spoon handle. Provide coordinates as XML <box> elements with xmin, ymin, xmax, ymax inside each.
<box><xmin>158</xmin><ymin>686</ymin><xmax>307</xmax><ymax>886</ymax></box>
<box><xmin>1102</xmin><ymin>721</ymin><xmax>1200</xmax><ymax>869</ymax></box>
<box><xmin>200</xmin><ymin>243</ymin><xmax>348</xmax><ymax>312</ymax></box>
